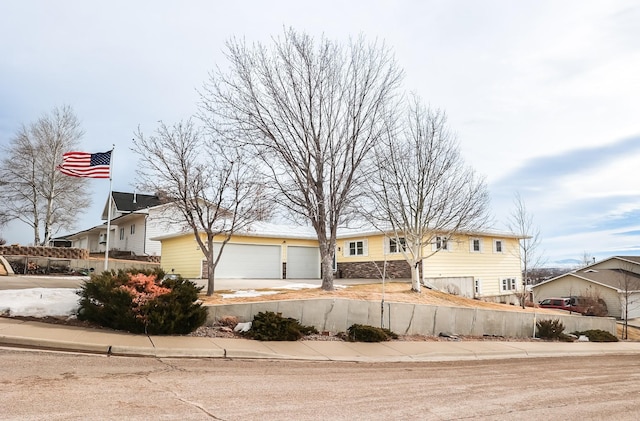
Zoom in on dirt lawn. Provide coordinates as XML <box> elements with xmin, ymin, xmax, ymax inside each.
<box><xmin>200</xmin><ymin>281</ymin><xmax>561</xmax><ymax>315</ymax></box>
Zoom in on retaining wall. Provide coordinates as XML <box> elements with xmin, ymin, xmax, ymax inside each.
<box><xmin>1</xmin><ymin>255</ymin><xmax>159</xmax><ymax>274</ymax></box>
<box><xmin>206</xmin><ymin>298</ymin><xmax>617</xmax><ymax>338</ymax></box>
<box><xmin>0</xmin><ymin>245</ymin><xmax>89</xmax><ymax>260</ymax></box>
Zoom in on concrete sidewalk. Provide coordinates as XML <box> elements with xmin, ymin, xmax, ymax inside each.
<box><xmin>2</xmin><ymin>317</ymin><xmax>640</xmax><ymax>362</ymax></box>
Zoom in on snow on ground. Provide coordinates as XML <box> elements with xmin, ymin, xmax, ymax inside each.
<box><xmin>219</xmin><ymin>290</ymin><xmax>280</xmax><ymax>299</ymax></box>
<box><xmin>0</xmin><ymin>283</ymin><xmax>351</xmax><ymax>318</ymax></box>
<box><xmin>0</xmin><ymin>288</ymin><xmax>80</xmax><ymax>317</ymax></box>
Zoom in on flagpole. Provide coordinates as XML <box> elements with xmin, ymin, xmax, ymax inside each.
<box><xmin>104</xmin><ymin>145</ymin><xmax>115</xmax><ymax>271</ymax></box>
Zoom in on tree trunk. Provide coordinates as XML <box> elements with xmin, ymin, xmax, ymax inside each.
<box><xmin>321</xmin><ymin>255</ymin><xmax>334</xmax><ymax>291</ymax></box>
<box><xmin>206</xmin><ymin>256</ymin><xmax>215</xmax><ymax>296</ymax></box>
<box><xmin>411</xmin><ymin>262</ymin><xmax>421</xmax><ymax>293</ymax></box>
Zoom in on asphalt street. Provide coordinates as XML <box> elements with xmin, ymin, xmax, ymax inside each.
<box><xmin>2</xmin><ymin>349</ymin><xmax>639</xmax><ymax>420</ymax></box>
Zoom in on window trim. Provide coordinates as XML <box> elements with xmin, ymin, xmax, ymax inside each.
<box><xmin>493</xmin><ymin>239</ymin><xmax>504</xmax><ymax>253</ymax></box>
<box><xmin>433</xmin><ymin>236</ymin><xmax>450</xmax><ymax>252</ymax></box>
<box><xmin>501</xmin><ymin>277</ymin><xmax>517</xmax><ymax>292</ymax></box>
<box><xmin>130</xmin><ymin>224</ymin><xmax>135</xmax><ymax>235</ymax></box>
<box><xmin>345</xmin><ymin>239</ymin><xmax>368</xmax><ymax>257</ymax></box>
<box><xmin>474</xmin><ymin>278</ymin><xmax>482</xmax><ymax>296</ymax></box>
<box><xmin>119</xmin><ymin>227</ymin><xmax>125</xmax><ymax>241</ymax></box>
<box><xmin>388</xmin><ymin>237</ymin><xmax>407</xmax><ymax>254</ymax></box>
<box><xmin>470</xmin><ymin>238</ymin><xmax>482</xmax><ymax>253</ymax></box>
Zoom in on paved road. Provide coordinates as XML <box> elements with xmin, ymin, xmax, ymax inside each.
<box><xmin>2</xmin><ymin>349</ymin><xmax>639</xmax><ymax>420</ymax></box>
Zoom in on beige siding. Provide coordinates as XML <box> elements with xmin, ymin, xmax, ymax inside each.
<box><xmin>592</xmin><ymin>258</ymin><xmax>640</xmax><ymax>276</ymax></box>
<box><xmin>338</xmin><ymin>234</ymin><xmax>406</xmax><ymax>262</ymax></box>
<box><xmin>533</xmin><ymin>275</ymin><xmax>622</xmax><ymax>318</ymax></box>
<box><xmin>160</xmin><ymin>235</ymin><xmax>205</xmax><ymax>279</ymax></box>
<box><xmin>337</xmin><ymin>233</ymin><xmax>522</xmax><ymax>298</ymax></box>
<box><xmin>422</xmin><ymin>236</ymin><xmax>522</xmax><ymax>297</ymax></box>
<box><xmin>161</xmin><ymin>233</ymin><xmax>320</xmax><ymax>278</ymax></box>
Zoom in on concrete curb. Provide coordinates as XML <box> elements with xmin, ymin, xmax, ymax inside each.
<box><xmin>0</xmin><ymin>335</ymin><xmax>110</xmax><ymax>354</ymax></box>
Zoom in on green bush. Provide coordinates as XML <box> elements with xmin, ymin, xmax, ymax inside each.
<box><xmin>536</xmin><ymin>319</ymin><xmax>565</xmax><ymax>340</ymax></box>
<box><xmin>347</xmin><ymin>324</ymin><xmax>398</xmax><ymax>342</ymax></box>
<box><xmin>76</xmin><ymin>269</ymin><xmax>207</xmax><ymax>335</ymax></box>
<box><xmin>572</xmin><ymin>329</ymin><xmax>618</xmax><ymax>342</ymax></box>
<box><xmin>246</xmin><ymin>311</ymin><xmax>318</xmax><ymax>341</ymax></box>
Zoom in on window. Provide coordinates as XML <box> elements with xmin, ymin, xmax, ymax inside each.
<box><xmin>494</xmin><ymin>239</ymin><xmax>503</xmax><ymax>253</ymax></box>
<box><xmin>435</xmin><ymin>236</ymin><xmax>449</xmax><ymax>251</ymax></box>
<box><xmin>130</xmin><ymin>224</ymin><xmax>135</xmax><ymax>235</ymax></box>
<box><xmin>119</xmin><ymin>227</ymin><xmax>125</xmax><ymax>240</ymax></box>
<box><xmin>346</xmin><ymin>240</ymin><xmax>367</xmax><ymax>256</ymax></box>
<box><xmin>470</xmin><ymin>238</ymin><xmax>481</xmax><ymax>253</ymax></box>
<box><xmin>501</xmin><ymin>278</ymin><xmax>516</xmax><ymax>291</ymax></box>
<box><xmin>389</xmin><ymin>237</ymin><xmax>406</xmax><ymax>253</ymax></box>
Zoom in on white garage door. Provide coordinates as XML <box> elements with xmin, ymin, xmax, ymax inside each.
<box><xmin>212</xmin><ymin>244</ymin><xmax>281</xmax><ymax>279</ymax></box>
<box><xmin>287</xmin><ymin>246</ymin><xmax>321</xmax><ymax>279</ymax></box>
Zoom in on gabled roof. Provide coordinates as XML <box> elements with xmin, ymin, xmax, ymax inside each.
<box><xmin>574</xmin><ymin>255</ymin><xmax>640</xmax><ymax>271</ymax></box>
<box><xmin>102</xmin><ymin>191</ymin><xmax>162</xmax><ymax>220</ymax></box>
<box><xmin>111</xmin><ymin>191</ymin><xmax>161</xmax><ymax>212</ymax></box>
<box><xmin>65</xmin><ymin>223</ymin><xmax>108</xmax><ymax>239</ymax></box>
<box><xmin>533</xmin><ymin>267</ymin><xmax>640</xmax><ymax>293</ymax></box>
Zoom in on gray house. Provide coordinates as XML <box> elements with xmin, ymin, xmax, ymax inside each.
<box><xmin>533</xmin><ymin>256</ymin><xmax>640</xmax><ymax>319</ymax></box>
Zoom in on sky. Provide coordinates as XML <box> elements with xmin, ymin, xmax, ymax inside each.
<box><xmin>1</xmin><ymin>0</ymin><xmax>639</xmax><ymax>266</ymax></box>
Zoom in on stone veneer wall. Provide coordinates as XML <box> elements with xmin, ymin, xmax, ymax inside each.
<box><xmin>0</xmin><ymin>245</ymin><xmax>89</xmax><ymax>260</ymax></box>
<box><xmin>337</xmin><ymin>260</ymin><xmax>415</xmax><ymax>279</ymax></box>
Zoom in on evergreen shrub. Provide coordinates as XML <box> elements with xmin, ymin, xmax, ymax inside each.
<box><xmin>572</xmin><ymin>329</ymin><xmax>618</xmax><ymax>342</ymax></box>
<box><xmin>347</xmin><ymin>324</ymin><xmax>398</xmax><ymax>342</ymax></box>
<box><xmin>536</xmin><ymin>319</ymin><xmax>565</xmax><ymax>340</ymax></box>
<box><xmin>76</xmin><ymin>269</ymin><xmax>207</xmax><ymax>334</ymax></box>
<box><xmin>247</xmin><ymin>311</ymin><xmax>318</xmax><ymax>341</ymax></box>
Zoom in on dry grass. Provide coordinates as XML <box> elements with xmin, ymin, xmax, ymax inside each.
<box><xmin>617</xmin><ymin>323</ymin><xmax>640</xmax><ymax>340</ymax></box>
<box><xmin>200</xmin><ymin>282</ymin><xmax>562</xmax><ymax>315</ymax></box>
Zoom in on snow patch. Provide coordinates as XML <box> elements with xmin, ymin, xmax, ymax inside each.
<box><xmin>0</xmin><ymin>288</ymin><xmax>79</xmax><ymax>317</ymax></box>
<box><xmin>220</xmin><ymin>290</ymin><xmax>280</xmax><ymax>299</ymax></box>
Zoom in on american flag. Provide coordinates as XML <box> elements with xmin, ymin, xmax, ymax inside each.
<box><xmin>58</xmin><ymin>151</ymin><xmax>112</xmax><ymax>178</ymax></box>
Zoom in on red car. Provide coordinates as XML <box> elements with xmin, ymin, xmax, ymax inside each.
<box><xmin>538</xmin><ymin>297</ymin><xmax>585</xmax><ymax>314</ymax></box>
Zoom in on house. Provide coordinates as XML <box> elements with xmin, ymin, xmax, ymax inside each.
<box><xmin>336</xmin><ymin>229</ymin><xmax>524</xmax><ymax>303</ymax></box>
<box><xmin>155</xmin><ymin>224</ymin><xmax>525</xmax><ymax>303</ymax></box>
<box><xmin>153</xmin><ymin>222</ymin><xmax>321</xmax><ymax>280</ymax></box>
<box><xmin>532</xmin><ymin>256</ymin><xmax>640</xmax><ymax>319</ymax></box>
<box><xmin>66</xmin><ymin>191</ymin><xmax>164</xmax><ymax>258</ymax></box>
<box><xmin>66</xmin><ymin>224</ymin><xmax>108</xmax><ymax>253</ymax></box>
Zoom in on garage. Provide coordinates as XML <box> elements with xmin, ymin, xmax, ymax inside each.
<box><xmin>205</xmin><ymin>243</ymin><xmax>282</xmax><ymax>279</ymax></box>
<box><xmin>286</xmin><ymin>246</ymin><xmax>321</xmax><ymax>279</ymax></box>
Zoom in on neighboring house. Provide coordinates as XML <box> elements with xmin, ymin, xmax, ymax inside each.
<box><xmin>48</xmin><ymin>236</ymin><xmax>72</xmax><ymax>248</ymax></box>
<box><xmin>66</xmin><ymin>191</ymin><xmax>164</xmax><ymax>257</ymax></box>
<box><xmin>66</xmin><ymin>224</ymin><xmax>108</xmax><ymax>253</ymax></box>
<box><xmin>153</xmin><ymin>222</ymin><xmax>321</xmax><ymax>280</ymax></box>
<box><xmin>533</xmin><ymin>256</ymin><xmax>640</xmax><ymax>319</ymax></box>
<box><xmin>155</xmin><ymin>224</ymin><xmax>524</xmax><ymax>303</ymax></box>
<box><xmin>336</xmin><ymin>229</ymin><xmax>524</xmax><ymax>303</ymax></box>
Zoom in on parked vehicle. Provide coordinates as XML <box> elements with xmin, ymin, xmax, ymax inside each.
<box><xmin>538</xmin><ymin>296</ymin><xmax>608</xmax><ymax>316</ymax></box>
<box><xmin>538</xmin><ymin>297</ymin><xmax>585</xmax><ymax>314</ymax></box>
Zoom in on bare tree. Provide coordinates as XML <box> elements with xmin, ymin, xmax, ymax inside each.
<box><xmin>0</xmin><ymin>106</ymin><xmax>90</xmax><ymax>245</ymax></box>
<box><xmin>579</xmin><ymin>251</ymin><xmax>595</xmax><ymax>268</ymax></box>
<box><xmin>508</xmin><ymin>193</ymin><xmax>545</xmax><ymax>308</ymax></box>
<box><xmin>200</xmin><ymin>28</ymin><xmax>403</xmax><ymax>290</ymax></box>
<box><xmin>365</xmin><ymin>96</ymin><xmax>490</xmax><ymax>292</ymax></box>
<box><xmin>618</xmin><ymin>263</ymin><xmax>640</xmax><ymax>339</ymax></box>
<box><xmin>133</xmin><ymin>119</ymin><xmax>267</xmax><ymax>296</ymax></box>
